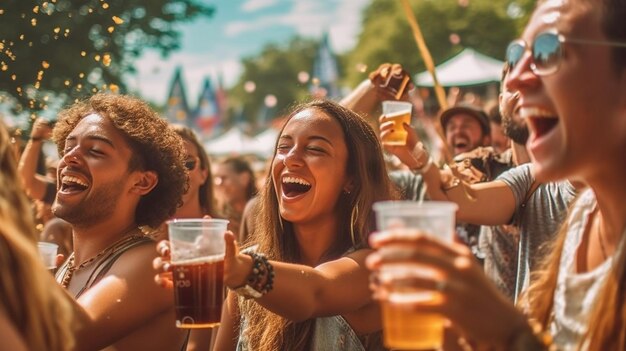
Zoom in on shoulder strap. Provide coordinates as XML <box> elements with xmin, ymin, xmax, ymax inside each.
<box><xmin>75</xmin><ymin>236</ymin><xmax>154</xmax><ymax>298</ymax></box>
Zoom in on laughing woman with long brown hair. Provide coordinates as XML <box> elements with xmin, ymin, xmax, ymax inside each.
<box><xmin>157</xmin><ymin>99</ymin><xmax>397</xmax><ymax>350</ymax></box>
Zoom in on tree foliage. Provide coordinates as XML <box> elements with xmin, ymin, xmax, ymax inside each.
<box><xmin>228</xmin><ymin>36</ymin><xmax>319</xmax><ymax>126</ymax></box>
<box><xmin>0</xmin><ymin>0</ymin><xmax>213</xmax><ymax>117</ymax></box>
<box><xmin>342</xmin><ymin>0</ymin><xmax>532</xmax><ymax>88</ymax></box>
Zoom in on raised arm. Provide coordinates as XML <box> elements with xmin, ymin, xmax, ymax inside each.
<box><xmin>340</xmin><ymin>63</ymin><xmax>414</xmax><ymax>118</ymax></box>
<box><xmin>339</xmin><ymin>79</ymin><xmax>380</xmax><ymax>117</ymax></box>
<box><xmin>381</xmin><ymin>120</ymin><xmax>517</xmax><ymax>226</ymax></box>
<box><xmin>18</xmin><ymin>118</ymin><xmax>52</xmax><ymax>200</ymax></box>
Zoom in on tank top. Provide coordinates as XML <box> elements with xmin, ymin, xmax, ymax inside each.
<box><xmin>55</xmin><ymin>233</ymin><xmax>154</xmax><ymax>298</ymax></box>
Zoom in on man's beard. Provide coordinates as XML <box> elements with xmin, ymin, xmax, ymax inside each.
<box><xmin>502</xmin><ymin>115</ymin><xmax>529</xmax><ymax>145</ymax></box>
<box><xmin>52</xmin><ymin>179</ymin><xmax>124</xmax><ymax>227</ymax></box>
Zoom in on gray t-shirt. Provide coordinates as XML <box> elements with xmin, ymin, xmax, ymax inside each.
<box><xmin>492</xmin><ymin>163</ymin><xmax>577</xmax><ymax>301</ymax></box>
<box><xmin>388</xmin><ymin>170</ymin><xmax>426</xmax><ymax>201</ymax></box>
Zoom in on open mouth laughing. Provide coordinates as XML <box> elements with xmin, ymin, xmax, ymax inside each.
<box><xmin>59</xmin><ymin>174</ymin><xmax>89</xmax><ymax>195</ymax></box>
<box><xmin>521</xmin><ymin>107</ymin><xmax>559</xmax><ymax>140</ymax></box>
<box><xmin>281</xmin><ymin>175</ymin><xmax>311</xmax><ymax>198</ymax></box>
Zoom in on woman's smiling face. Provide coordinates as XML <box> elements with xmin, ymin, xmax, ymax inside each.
<box><xmin>271</xmin><ymin>108</ymin><xmax>350</xmax><ymax>224</ymax></box>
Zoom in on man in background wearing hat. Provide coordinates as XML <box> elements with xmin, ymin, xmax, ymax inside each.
<box><xmin>440</xmin><ymin>102</ymin><xmax>492</xmax><ymax>156</ymax></box>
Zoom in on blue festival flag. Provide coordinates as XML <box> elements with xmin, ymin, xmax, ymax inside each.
<box><xmin>310</xmin><ymin>31</ymin><xmax>340</xmax><ymax>99</ymax></box>
<box><xmin>194</xmin><ymin>77</ymin><xmax>221</xmax><ymax>136</ymax></box>
<box><xmin>165</xmin><ymin>67</ymin><xmax>191</xmax><ymax>125</ymax></box>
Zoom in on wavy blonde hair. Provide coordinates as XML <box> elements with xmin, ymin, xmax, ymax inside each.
<box><xmin>521</xmin><ymin>1</ymin><xmax>626</xmax><ymax>349</ymax></box>
<box><xmin>238</xmin><ymin>100</ymin><xmax>397</xmax><ymax>350</ymax></box>
<box><xmin>0</xmin><ymin>120</ymin><xmax>76</xmax><ymax>351</ymax></box>
<box><xmin>523</xmin><ymin>200</ymin><xmax>626</xmax><ymax>350</ymax></box>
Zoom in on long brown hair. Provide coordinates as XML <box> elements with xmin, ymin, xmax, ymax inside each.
<box><xmin>523</xmin><ymin>198</ymin><xmax>626</xmax><ymax>350</ymax></box>
<box><xmin>0</xmin><ymin>120</ymin><xmax>76</xmax><ymax>351</ymax></box>
<box><xmin>239</xmin><ymin>100</ymin><xmax>397</xmax><ymax>350</ymax></box>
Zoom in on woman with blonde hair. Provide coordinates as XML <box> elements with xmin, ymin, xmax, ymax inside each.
<box><xmin>368</xmin><ymin>0</ymin><xmax>626</xmax><ymax>349</ymax></box>
<box><xmin>0</xmin><ymin>119</ymin><xmax>76</xmax><ymax>351</ymax></box>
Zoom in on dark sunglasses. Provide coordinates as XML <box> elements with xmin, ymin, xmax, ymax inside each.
<box><xmin>506</xmin><ymin>30</ymin><xmax>626</xmax><ymax>76</ymax></box>
<box><xmin>184</xmin><ymin>158</ymin><xmax>198</xmax><ymax>171</ymax></box>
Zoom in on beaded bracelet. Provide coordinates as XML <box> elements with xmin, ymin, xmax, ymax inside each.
<box><xmin>245</xmin><ymin>252</ymin><xmax>274</xmax><ymax>295</ymax></box>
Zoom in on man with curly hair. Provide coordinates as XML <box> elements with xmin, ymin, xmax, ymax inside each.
<box><xmin>51</xmin><ymin>94</ymin><xmax>189</xmax><ymax>350</ymax></box>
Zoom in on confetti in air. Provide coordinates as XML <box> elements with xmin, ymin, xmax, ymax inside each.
<box><xmin>102</xmin><ymin>54</ymin><xmax>111</xmax><ymax>66</ymax></box>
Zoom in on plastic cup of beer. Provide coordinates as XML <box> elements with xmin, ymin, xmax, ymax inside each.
<box><xmin>381</xmin><ymin>101</ymin><xmax>412</xmax><ymax>146</ymax></box>
<box><xmin>167</xmin><ymin>218</ymin><xmax>229</xmax><ymax>329</ymax></box>
<box><xmin>373</xmin><ymin>201</ymin><xmax>457</xmax><ymax>350</ymax></box>
<box><xmin>37</xmin><ymin>242</ymin><xmax>58</xmax><ymax>274</ymax></box>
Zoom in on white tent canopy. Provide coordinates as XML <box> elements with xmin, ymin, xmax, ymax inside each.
<box><xmin>249</xmin><ymin>128</ymin><xmax>279</xmax><ymax>157</ymax></box>
<box><xmin>204</xmin><ymin>128</ymin><xmax>255</xmax><ymax>156</ymax></box>
<box><xmin>203</xmin><ymin>127</ymin><xmax>279</xmax><ymax>158</ymax></box>
<box><xmin>415</xmin><ymin>48</ymin><xmax>504</xmax><ymax>87</ymax></box>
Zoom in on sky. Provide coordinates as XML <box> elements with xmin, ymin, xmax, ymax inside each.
<box><xmin>126</xmin><ymin>0</ymin><xmax>371</xmax><ymax>105</ymax></box>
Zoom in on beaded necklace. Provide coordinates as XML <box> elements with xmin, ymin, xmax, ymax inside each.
<box><xmin>60</xmin><ymin>229</ymin><xmax>144</xmax><ymax>289</ymax></box>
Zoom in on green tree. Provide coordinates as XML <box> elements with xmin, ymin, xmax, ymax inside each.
<box><xmin>343</xmin><ymin>0</ymin><xmax>529</xmax><ymax>88</ymax></box>
<box><xmin>228</xmin><ymin>36</ymin><xmax>319</xmax><ymax>127</ymax></box>
<box><xmin>0</xmin><ymin>0</ymin><xmax>213</xmax><ymax>117</ymax></box>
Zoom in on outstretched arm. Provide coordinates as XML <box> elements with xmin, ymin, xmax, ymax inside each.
<box><xmin>223</xmin><ymin>232</ymin><xmax>374</xmax><ymax>323</ymax></box>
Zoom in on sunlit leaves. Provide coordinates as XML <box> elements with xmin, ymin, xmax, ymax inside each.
<box><xmin>0</xmin><ymin>0</ymin><xmax>214</xmax><ymax>119</ymax></box>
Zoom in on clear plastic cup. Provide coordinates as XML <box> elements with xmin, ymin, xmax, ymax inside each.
<box><xmin>381</xmin><ymin>101</ymin><xmax>412</xmax><ymax>146</ymax></box>
<box><xmin>37</xmin><ymin>242</ymin><xmax>59</xmax><ymax>274</ymax></box>
<box><xmin>373</xmin><ymin>201</ymin><xmax>457</xmax><ymax>350</ymax></box>
<box><xmin>167</xmin><ymin>218</ymin><xmax>229</xmax><ymax>328</ymax></box>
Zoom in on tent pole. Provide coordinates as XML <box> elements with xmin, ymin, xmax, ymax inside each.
<box><xmin>400</xmin><ymin>0</ymin><xmax>452</xmax><ymax>164</ymax></box>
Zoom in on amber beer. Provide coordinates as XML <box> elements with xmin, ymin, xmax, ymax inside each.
<box><xmin>172</xmin><ymin>256</ymin><xmax>225</xmax><ymax>328</ymax></box>
<box><xmin>382</xmin><ymin>290</ymin><xmax>444</xmax><ymax>350</ymax></box>
<box><xmin>382</xmin><ymin>111</ymin><xmax>411</xmax><ymax>145</ymax></box>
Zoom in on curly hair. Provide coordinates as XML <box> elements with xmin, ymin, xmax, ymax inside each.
<box><xmin>240</xmin><ymin>99</ymin><xmax>398</xmax><ymax>350</ymax></box>
<box><xmin>52</xmin><ymin>94</ymin><xmax>187</xmax><ymax>227</ymax></box>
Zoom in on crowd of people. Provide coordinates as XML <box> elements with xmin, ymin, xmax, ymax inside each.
<box><xmin>1</xmin><ymin>0</ymin><xmax>625</xmax><ymax>349</ymax></box>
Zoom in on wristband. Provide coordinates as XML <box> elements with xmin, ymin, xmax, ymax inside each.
<box><xmin>30</xmin><ymin>136</ymin><xmax>44</xmax><ymax>142</ymax></box>
<box><xmin>411</xmin><ymin>156</ymin><xmax>432</xmax><ymax>175</ymax></box>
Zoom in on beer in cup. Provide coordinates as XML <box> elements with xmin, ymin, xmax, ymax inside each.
<box><xmin>381</xmin><ymin>101</ymin><xmax>412</xmax><ymax>146</ymax></box>
<box><xmin>373</xmin><ymin>201</ymin><xmax>457</xmax><ymax>350</ymax></box>
<box><xmin>167</xmin><ymin>218</ymin><xmax>229</xmax><ymax>328</ymax></box>
<box><xmin>37</xmin><ymin>242</ymin><xmax>58</xmax><ymax>274</ymax></box>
